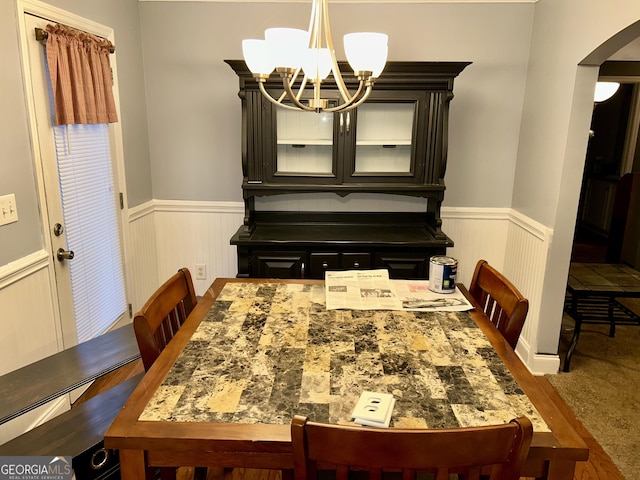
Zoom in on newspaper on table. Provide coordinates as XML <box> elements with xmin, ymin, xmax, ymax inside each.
<box><xmin>325</xmin><ymin>269</ymin><xmax>403</xmax><ymax>310</ymax></box>
<box><xmin>391</xmin><ymin>279</ymin><xmax>473</xmax><ymax>312</ymax></box>
<box><xmin>325</xmin><ymin>269</ymin><xmax>473</xmax><ymax>312</ymax></box>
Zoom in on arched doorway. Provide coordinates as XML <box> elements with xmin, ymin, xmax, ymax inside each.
<box><xmin>556</xmin><ymin>21</ymin><xmax>640</xmax><ymax>369</ymax></box>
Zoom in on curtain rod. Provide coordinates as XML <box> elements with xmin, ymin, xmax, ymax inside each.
<box><xmin>34</xmin><ymin>27</ymin><xmax>115</xmax><ymax>54</ymax></box>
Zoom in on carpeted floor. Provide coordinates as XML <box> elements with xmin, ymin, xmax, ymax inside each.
<box><xmin>547</xmin><ymin>301</ymin><xmax>640</xmax><ymax>480</ymax></box>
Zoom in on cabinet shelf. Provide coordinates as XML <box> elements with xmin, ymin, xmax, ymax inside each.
<box><xmin>242</xmin><ymin>181</ymin><xmax>445</xmax><ymax>196</ymax></box>
<box><xmin>277</xmin><ymin>140</ymin><xmax>333</xmax><ymax>146</ymax></box>
<box><xmin>356</xmin><ymin>140</ymin><xmax>412</xmax><ymax>146</ymax></box>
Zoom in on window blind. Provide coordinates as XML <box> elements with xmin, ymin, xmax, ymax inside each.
<box><xmin>53</xmin><ymin>123</ymin><xmax>127</xmax><ymax>343</ymax></box>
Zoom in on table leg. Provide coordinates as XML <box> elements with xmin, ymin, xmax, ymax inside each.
<box><xmin>546</xmin><ymin>458</ymin><xmax>578</xmax><ymax>480</ymax></box>
<box><xmin>608</xmin><ymin>297</ymin><xmax>616</xmax><ymax>337</ymax></box>
<box><xmin>119</xmin><ymin>449</ymin><xmax>149</xmax><ymax>480</ymax></box>
<box><xmin>562</xmin><ymin>295</ymin><xmax>582</xmax><ymax>372</ymax></box>
<box><xmin>281</xmin><ymin>469</ymin><xmax>294</xmax><ymax>480</ymax></box>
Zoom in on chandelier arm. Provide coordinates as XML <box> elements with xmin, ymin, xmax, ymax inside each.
<box><xmin>310</xmin><ymin>0</ymin><xmax>321</xmax><ymax>48</ymax></box>
<box><xmin>258</xmin><ymin>82</ymin><xmax>306</xmax><ymax>111</ymax></box>
<box><xmin>294</xmin><ymin>74</ymin><xmax>310</xmax><ymax>102</ymax></box>
<box><xmin>275</xmin><ymin>68</ymin><xmax>307</xmax><ymax>104</ymax></box>
<box><xmin>281</xmin><ymin>75</ymin><xmax>315</xmax><ymax>111</ymax></box>
<box><xmin>321</xmin><ymin>0</ymin><xmax>352</xmax><ymax>103</ymax></box>
<box><xmin>324</xmin><ymin>81</ymin><xmax>367</xmax><ymax>112</ymax></box>
<box><xmin>339</xmin><ymin>84</ymin><xmax>374</xmax><ymax>112</ymax></box>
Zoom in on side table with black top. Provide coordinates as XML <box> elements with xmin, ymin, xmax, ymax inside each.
<box><xmin>563</xmin><ymin>263</ymin><xmax>640</xmax><ymax>371</ymax></box>
<box><xmin>0</xmin><ymin>323</ymin><xmax>141</xmax><ymax>479</ymax></box>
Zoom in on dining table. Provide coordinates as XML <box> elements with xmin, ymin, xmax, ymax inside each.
<box><xmin>105</xmin><ymin>277</ymin><xmax>589</xmax><ymax>479</ymax></box>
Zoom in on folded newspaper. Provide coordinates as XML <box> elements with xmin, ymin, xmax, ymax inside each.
<box><xmin>325</xmin><ymin>269</ymin><xmax>473</xmax><ymax>312</ymax></box>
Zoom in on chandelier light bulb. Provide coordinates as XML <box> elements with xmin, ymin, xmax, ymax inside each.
<box><xmin>302</xmin><ymin>48</ymin><xmax>333</xmax><ymax>81</ymax></box>
<box><xmin>344</xmin><ymin>32</ymin><xmax>389</xmax><ymax>78</ymax></box>
<box><xmin>265</xmin><ymin>28</ymin><xmax>308</xmax><ymax>70</ymax></box>
<box><xmin>242</xmin><ymin>39</ymin><xmax>274</xmax><ymax>76</ymax></box>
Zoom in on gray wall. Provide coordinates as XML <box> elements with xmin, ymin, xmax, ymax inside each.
<box><xmin>40</xmin><ymin>0</ymin><xmax>154</xmax><ymax>208</ymax></box>
<box><xmin>514</xmin><ymin>0</ymin><xmax>640</xmax><ymax>352</ymax></box>
<box><xmin>0</xmin><ymin>0</ymin><xmax>151</xmax><ymax>267</ymax></box>
<box><xmin>0</xmin><ymin>0</ymin><xmax>44</xmax><ymax>265</ymax></box>
<box><xmin>139</xmin><ymin>2</ymin><xmax>534</xmax><ymax>204</ymax></box>
<box><xmin>5</xmin><ymin>0</ymin><xmax>640</xmax><ymax>357</ymax></box>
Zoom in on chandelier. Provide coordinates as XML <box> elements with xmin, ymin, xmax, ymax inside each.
<box><xmin>241</xmin><ymin>0</ymin><xmax>388</xmax><ymax>113</ymax></box>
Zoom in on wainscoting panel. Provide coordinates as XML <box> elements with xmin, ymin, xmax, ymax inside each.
<box><xmin>127</xmin><ymin>202</ymin><xmax>160</xmax><ymax>312</ymax></box>
<box><xmin>0</xmin><ymin>250</ymin><xmax>68</xmax><ymax>444</ymax></box>
<box><xmin>129</xmin><ymin>201</ymin><xmax>558</xmax><ymax>372</ymax></box>
<box><xmin>441</xmin><ymin>207</ymin><xmax>511</xmax><ymax>286</ymax></box>
<box><xmin>0</xmin><ymin>251</ymin><xmax>60</xmax><ymax>374</ymax></box>
<box><xmin>152</xmin><ymin>200</ymin><xmax>244</xmax><ymax>297</ymax></box>
<box><xmin>505</xmin><ymin>211</ymin><xmax>558</xmax><ymax>374</ymax></box>
<box><xmin>442</xmin><ymin>207</ymin><xmax>558</xmax><ymax>374</ymax></box>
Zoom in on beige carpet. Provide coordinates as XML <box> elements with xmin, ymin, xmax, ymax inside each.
<box><xmin>547</xmin><ymin>301</ymin><xmax>640</xmax><ymax>480</ymax></box>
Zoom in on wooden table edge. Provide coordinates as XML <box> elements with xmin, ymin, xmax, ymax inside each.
<box><xmin>457</xmin><ymin>283</ymin><xmax>589</xmax><ymax>460</ymax></box>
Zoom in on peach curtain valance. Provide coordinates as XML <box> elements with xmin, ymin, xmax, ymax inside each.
<box><xmin>45</xmin><ymin>23</ymin><xmax>118</xmax><ymax>125</ymax></box>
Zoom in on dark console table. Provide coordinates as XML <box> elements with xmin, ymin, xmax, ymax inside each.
<box><xmin>0</xmin><ymin>323</ymin><xmax>141</xmax><ymax>479</ymax></box>
<box><xmin>563</xmin><ymin>262</ymin><xmax>640</xmax><ymax>371</ymax></box>
<box><xmin>0</xmin><ymin>322</ymin><xmax>140</xmax><ymax>424</ymax></box>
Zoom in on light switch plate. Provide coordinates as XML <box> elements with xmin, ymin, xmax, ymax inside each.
<box><xmin>352</xmin><ymin>391</ymin><xmax>395</xmax><ymax>427</ymax></box>
<box><xmin>0</xmin><ymin>194</ymin><xmax>18</xmax><ymax>226</ymax></box>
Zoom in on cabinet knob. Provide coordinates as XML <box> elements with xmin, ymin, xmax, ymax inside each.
<box><xmin>353</xmin><ymin>262</ymin><xmax>360</xmax><ymax>268</ymax></box>
<box><xmin>322</xmin><ymin>262</ymin><xmax>329</xmax><ymax>269</ymax></box>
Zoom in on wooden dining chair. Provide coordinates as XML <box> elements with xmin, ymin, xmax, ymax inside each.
<box><xmin>134</xmin><ymin>267</ymin><xmax>198</xmax><ymax>371</ymax></box>
<box><xmin>133</xmin><ymin>267</ymin><xmax>206</xmax><ymax>480</ymax></box>
<box><xmin>291</xmin><ymin>415</ymin><xmax>533</xmax><ymax>480</ymax></box>
<box><xmin>468</xmin><ymin>259</ymin><xmax>529</xmax><ymax>349</ymax></box>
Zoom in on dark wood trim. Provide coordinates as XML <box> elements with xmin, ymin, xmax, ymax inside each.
<box><xmin>600</xmin><ymin>60</ymin><xmax>640</xmax><ymax>77</ymax></box>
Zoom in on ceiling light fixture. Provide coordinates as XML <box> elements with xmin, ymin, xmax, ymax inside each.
<box><xmin>241</xmin><ymin>0</ymin><xmax>388</xmax><ymax>113</ymax></box>
<box><xmin>594</xmin><ymin>81</ymin><xmax>620</xmax><ymax>103</ymax></box>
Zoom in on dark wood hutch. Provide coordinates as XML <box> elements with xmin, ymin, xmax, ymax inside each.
<box><xmin>226</xmin><ymin>60</ymin><xmax>470</xmax><ymax>279</ymax></box>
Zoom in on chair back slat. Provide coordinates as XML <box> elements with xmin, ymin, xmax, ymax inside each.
<box><xmin>469</xmin><ymin>260</ymin><xmax>529</xmax><ymax>349</ymax></box>
<box><xmin>134</xmin><ymin>268</ymin><xmax>198</xmax><ymax>371</ymax></box>
<box><xmin>291</xmin><ymin>415</ymin><xmax>533</xmax><ymax>480</ymax></box>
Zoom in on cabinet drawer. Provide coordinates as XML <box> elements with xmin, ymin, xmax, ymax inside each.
<box><xmin>252</xmin><ymin>251</ymin><xmax>306</xmax><ymax>278</ymax></box>
<box><xmin>309</xmin><ymin>252</ymin><xmax>372</xmax><ymax>279</ymax></box>
<box><xmin>342</xmin><ymin>253</ymin><xmax>371</xmax><ymax>270</ymax></box>
<box><xmin>375</xmin><ymin>252</ymin><xmax>434</xmax><ymax>279</ymax></box>
<box><xmin>309</xmin><ymin>253</ymin><xmax>340</xmax><ymax>278</ymax></box>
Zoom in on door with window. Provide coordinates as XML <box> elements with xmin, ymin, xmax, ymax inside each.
<box><xmin>24</xmin><ymin>13</ymin><xmax>128</xmax><ymax>348</ymax></box>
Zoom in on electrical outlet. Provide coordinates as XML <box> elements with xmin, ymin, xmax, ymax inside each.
<box><xmin>195</xmin><ymin>263</ymin><xmax>206</xmax><ymax>280</ymax></box>
<box><xmin>0</xmin><ymin>194</ymin><xmax>18</xmax><ymax>227</ymax></box>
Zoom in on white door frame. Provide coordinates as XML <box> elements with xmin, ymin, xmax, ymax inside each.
<box><xmin>16</xmin><ymin>0</ymin><xmax>131</xmax><ymax>348</ymax></box>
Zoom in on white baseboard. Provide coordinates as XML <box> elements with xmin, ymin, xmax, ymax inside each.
<box><xmin>516</xmin><ymin>337</ymin><xmax>561</xmax><ymax>375</ymax></box>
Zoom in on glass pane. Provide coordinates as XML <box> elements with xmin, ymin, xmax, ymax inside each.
<box><xmin>353</xmin><ymin>145</ymin><xmax>412</xmax><ymax>173</ymax></box>
<box><xmin>277</xmin><ymin>109</ymin><xmax>333</xmax><ymax>173</ymax></box>
<box><xmin>355</xmin><ymin>103</ymin><xmax>414</xmax><ymax>173</ymax></box>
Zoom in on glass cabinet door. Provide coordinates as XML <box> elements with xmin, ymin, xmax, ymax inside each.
<box><xmin>353</xmin><ymin>103</ymin><xmax>415</xmax><ymax>174</ymax></box>
<box><xmin>276</xmin><ymin>108</ymin><xmax>334</xmax><ymax>174</ymax></box>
